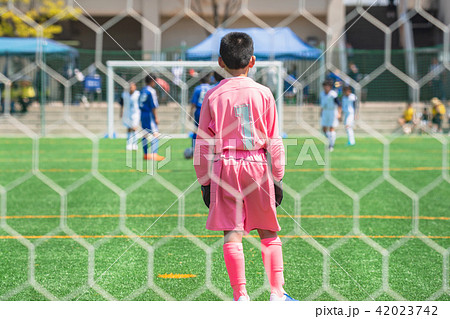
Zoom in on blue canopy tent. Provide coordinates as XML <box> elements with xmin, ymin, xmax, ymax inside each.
<box><xmin>186</xmin><ymin>27</ymin><xmax>321</xmax><ymax>60</ymax></box>
<box><xmin>0</xmin><ymin>37</ymin><xmax>78</xmax><ymax>56</ymax></box>
<box><xmin>0</xmin><ymin>37</ymin><xmax>79</xmax><ymax>79</ymax></box>
<box><xmin>0</xmin><ymin>38</ymin><xmax>79</xmax><ymax>116</ymax></box>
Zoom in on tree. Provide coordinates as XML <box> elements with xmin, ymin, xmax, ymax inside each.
<box><xmin>192</xmin><ymin>0</ymin><xmax>241</xmax><ymax>30</ymax></box>
<box><xmin>0</xmin><ymin>0</ymin><xmax>81</xmax><ymax>38</ymax></box>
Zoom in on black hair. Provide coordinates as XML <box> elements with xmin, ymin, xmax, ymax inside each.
<box><xmin>214</xmin><ymin>71</ymin><xmax>224</xmax><ymax>82</ymax></box>
<box><xmin>322</xmin><ymin>80</ymin><xmax>333</xmax><ymax>87</ymax></box>
<box><xmin>219</xmin><ymin>32</ymin><xmax>254</xmax><ymax>69</ymax></box>
<box><xmin>145</xmin><ymin>74</ymin><xmax>156</xmax><ymax>85</ymax></box>
<box><xmin>343</xmin><ymin>85</ymin><xmax>352</xmax><ymax>91</ymax></box>
<box><xmin>200</xmin><ymin>73</ymin><xmax>210</xmax><ymax>84</ymax></box>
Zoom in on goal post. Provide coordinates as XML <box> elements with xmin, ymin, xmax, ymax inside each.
<box><xmin>106</xmin><ymin>60</ymin><xmax>285</xmax><ymax>138</ymax></box>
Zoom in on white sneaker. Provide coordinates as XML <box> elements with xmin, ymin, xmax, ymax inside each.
<box><xmin>132</xmin><ymin>144</ymin><xmax>138</xmax><ymax>150</ymax></box>
<box><xmin>269</xmin><ymin>292</ymin><xmax>297</xmax><ymax>301</ymax></box>
<box><xmin>329</xmin><ymin>146</ymin><xmax>334</xmax><ymax>152</ymax></box>
<box><xmin>236</xmin><ymin>295</ymin><xmax>250</xmax><ymax>301</ymax></box>
<box><xmin>126</xmin><ymin>144</ymin><xmax>133</xmax><ymax>151</ymax></box>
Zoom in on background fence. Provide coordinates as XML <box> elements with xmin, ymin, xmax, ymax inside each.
<box><xmin>1</xmin><ymin>46</ymin><xmax>448</xmax><ymax>108</ymax></box>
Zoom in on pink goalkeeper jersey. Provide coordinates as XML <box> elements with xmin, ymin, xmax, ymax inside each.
<box><xmin>194</xmin><ymin>76</ymin><xmax>285</xmax><ymax>185</ymax></box>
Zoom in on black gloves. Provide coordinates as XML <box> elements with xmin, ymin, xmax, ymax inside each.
<box><xmin>201</xmin><ymin>185</ymin><xmax>211</xmax><ymax>208</ymax></box>
<box><xmin>274</xmin><ymin>180</ymin><xmax>283</xmax><ymax>207</ymax></box>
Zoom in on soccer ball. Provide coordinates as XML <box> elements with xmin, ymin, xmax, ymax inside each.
<box><xmin>184</xmin><ymin>147</ymin><xmax>194</xmax><ymax>159</ymax></box>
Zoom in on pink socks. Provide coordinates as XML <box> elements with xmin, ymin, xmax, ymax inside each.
<box><xmin>261</xmin><ymin>237</ymin><xmax>285</xmax><ymax>297</ymax></box>
<box><xmin>223</xmin><ymin>238</ymin><xmax>285</xmax><ymax>300</ymax></box>
<box><xmin>223</xmin><ymin>242</ymin><xmax>248</xmax><ymax>300</ymax></box>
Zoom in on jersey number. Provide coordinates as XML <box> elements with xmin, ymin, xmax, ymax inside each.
<box><xmin>198</xmin><ymin>90</ymin><xmax>207</xmax><ymax>105</ymax></box>
<box><xmin>234</xmin><ymin>104</ymin><xmax>254</xmax><ymax>150</ymax></box>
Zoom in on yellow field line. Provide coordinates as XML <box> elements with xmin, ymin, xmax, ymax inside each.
<box><xmin>0</xmin><ymin>166</ymin><xmax>449</xmax><ymax>173</ymax></box>
<box><xmin>1</xmin><ymin>213</ymin><xmax>448</xmax><ymax>221</ymax></box>
<box><xmin>0</xmin><ymin>234</ymin><xmax>448</xmax><ymax>240</ymax></box>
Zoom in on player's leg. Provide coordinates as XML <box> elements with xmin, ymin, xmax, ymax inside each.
<box><xmin>257</xmin><ymin>229</ymin><xmax>286</xmax><ymax>298</ymax></box>
<box><xmin>322</xmin><ymin>111</ymin><xmax>335</xmax><ymax>150</ymax></box>
<box><xmin>328</xmin><ymin>127</ymin><xmax>336</xmax><ymax>151</ymax></box>
<box><xmin>209</xmin><ymin>156</ymin><xmax>248</xmax><ymax>301</ymax></box>
<box><xmin>141</xmin><ymin>112</ymin><xmax>150</xmax><ymax>157</ymax></box>
<box><xmin>130</xmin><ymin>113</ymin><xmax>140</xmax><ymax>150</ymax></box>
<box><xmin>240</xmin><ymin>155</ymin><xmax>296</xmax><ymax>301</ymax></box>
<box><xmin>149</xmin><ymin>119</ymin><xmax>159</xmax><ymax>154</ymax></box>
<box><xmin>345</xmin><ymin>113</ymin><xmax>355</xmax><ymax>146</ymax></box>
<box><xmin>346</xmin><ymin>124</ymin><xmax>355</xmax><ymax>145</ymax></box>
<box><xmin>223</xmin><ymin>231</ymin><xmax>249</xmax><ymax>301</ymax></box>
<box><xmin>126</xmin><ymin>128</ymin><xmax>133</xmax><ymax>150</ymax></box>
<box><xmin>329</xmin><ymin>111</ymin><xmax>338</xmax><ymax>150</ymax></box>
<box><xmin>148</xmin><ymin>119</ymin><xmax>165</xmax><ymax>161</ymax></box>
<box><xmin>130</xmin><ymin>128</ymin><xmax>138</xmax><ymax>150</ymax></box>
<box><xmin>150</xmin><ymin>133</ymin><xmax>159</xmax><ymax>154</ymax></box>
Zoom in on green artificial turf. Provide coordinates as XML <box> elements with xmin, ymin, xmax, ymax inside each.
<box><xmin>0</xmin><ymin>136</ymin><xmax>449</xmax><ymax>301</ymax></box>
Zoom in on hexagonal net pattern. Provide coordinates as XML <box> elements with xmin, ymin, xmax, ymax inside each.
<box><xmin>0</xmin><ymin>0</ymin><xmax>449</xmax><ymax>301</ymax></box>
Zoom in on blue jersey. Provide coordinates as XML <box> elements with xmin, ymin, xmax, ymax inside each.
<box><xmin>139</xmin><ymin>86</ymin><xmax>159</xmax><ymax>113</ymax></box>
<box><xmin>191</xmin><ymin>83</ymin><xmax>211</xmax><ymax>109</ymax></box>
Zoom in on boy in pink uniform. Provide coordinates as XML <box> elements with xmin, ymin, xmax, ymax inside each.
<box><xmin>194</xmin><ymin>32</ymin><xmax>296</xmax><ymax>301</ymax></box>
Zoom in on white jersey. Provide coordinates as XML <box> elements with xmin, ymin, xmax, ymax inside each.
<box><xmin>320</xmin><ymin>90</ymin><xmax>339</xmax><ymax>111</ymax></box>
<box><xmin>320</xmin><ymin>90</ymin><xmax>339</xmax><ymax>128</ymax></box>
<box><xmin>122</xmin><ymin>90</ymin><xmax>141</xmax><ymax>128</ymax></box>
<box><xmin>342</xmin><ymin>93</ymin><xmax>357</xmax><ymax>115</ymax></box>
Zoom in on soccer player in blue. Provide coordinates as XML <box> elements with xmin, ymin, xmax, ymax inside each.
<box><xmin>139</xmin><ymin>75</ymin><xmax>165</xmax><ymax>161</ymax></box>
<box><xmin>190</xmin><ymin>74</ymin><xmax>211</xmax><ymax>146</ymax></box>
<box><xmin>320</xmin><ymin>80</ymin><xmax>341</xmax><ymax>152</ymax></box>
<box><xmin>341</xmin><ymin>86</ymin><xmax>357</xmax><ymax>146</ymax></box>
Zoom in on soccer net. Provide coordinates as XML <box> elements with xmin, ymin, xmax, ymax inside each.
<box><xmin>106</xmin><ymin>60</ymin><xmax>286</xmax><ymax>138</ymax></box>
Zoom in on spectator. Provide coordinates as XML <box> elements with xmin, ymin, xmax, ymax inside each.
<box><xmin>397</xmin><ymin>103</ymin><xmax>416</xmax><ymax>134</ymax></box>
<box><xmin>431</xmin><ymin>97</ymin><xmax>446</xmax><ymax>133</ymax></box>
<box><xmin>17</xmin><ymin>77</ymin><xmax>36</xmax><ymax>113</ymax></box>
<box><xmin>348</xmin><ymin>62</ymin><xmax>362</xmax><ymax>82</ymax></box>
<box><xmin>418</xmin><ymin>107</ymin><xmax>430</xmax><ymax>134</ymax></box>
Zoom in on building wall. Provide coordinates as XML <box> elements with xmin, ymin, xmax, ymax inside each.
<box><xmin>160</xmin><ymin>15</ymin><xmax>328</xmax><ymax>49</ymax></box>
<box><xmin>439</xmin><ymin>0</ymin><xmax>450</xmax><ymax>25</ymax></box>
<box><xmin>72</xmin><ymin>0</ymin><xmax>333</xmax><ymax>52</ymax></box>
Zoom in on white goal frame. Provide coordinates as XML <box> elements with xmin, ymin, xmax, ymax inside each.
<box><xmin>106</xmin><ymin>60</ymin><xmax>285</xmax><ymax>138</ymax></box>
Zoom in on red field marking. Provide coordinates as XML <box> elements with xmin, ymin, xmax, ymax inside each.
<box><xmin>158</xmin><ymin>273</ymin><xmax>197</xmax><ymax>279</ymax></box>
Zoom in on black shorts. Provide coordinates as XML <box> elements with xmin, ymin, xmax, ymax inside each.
<box><xmin>432</xmin><ymin>116</ymin><xmax>442</xmax><ymax>128</ymax></box>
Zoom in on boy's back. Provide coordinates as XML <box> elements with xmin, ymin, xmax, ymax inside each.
<box><xmin>195</xmin><ymin>76</ymin><xmax>284</xmax><ymax>184</ymax></box>
<box><xmin>201</xmin><ymin>77</ymin><xmax>277</xmax><ymax>149</ymax></box>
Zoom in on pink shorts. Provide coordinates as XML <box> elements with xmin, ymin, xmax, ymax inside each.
<box><xmin>206</xmin><ymin>149</ymin><xmax>281</xmax><ymax>234</ymax></box>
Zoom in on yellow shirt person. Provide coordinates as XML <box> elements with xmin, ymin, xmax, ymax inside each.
<box><xmin>431</xmin><ymin>98</ymin><xmax>446</xmax><ymax>132</ymax></box>
<box><xmin>398</xmin><ymin>103</ymin><xmax>416</xmax><ymax>134</ymax></box>
<box><xmin>403</xmin><ymin>106</ymin><xmax>414</xmax><ymax>122</ymax></box>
